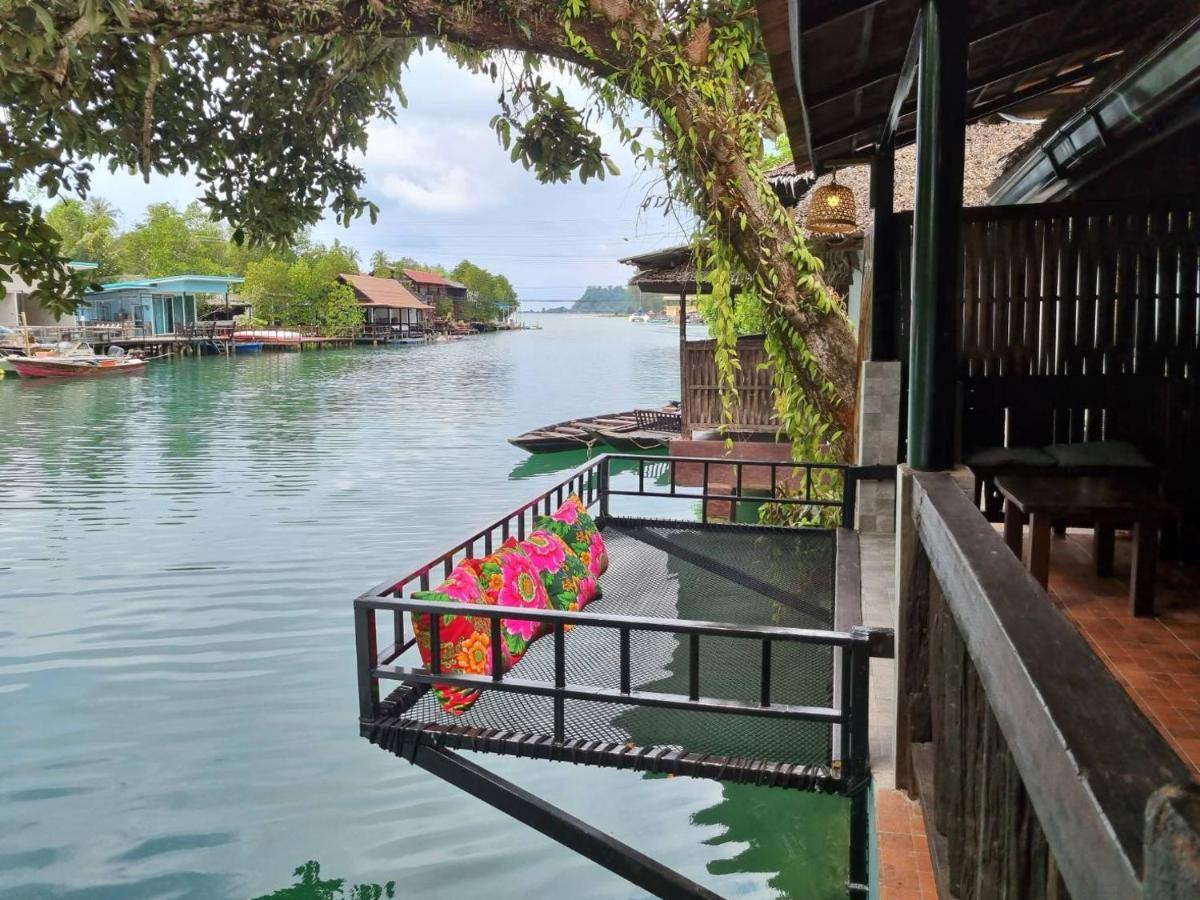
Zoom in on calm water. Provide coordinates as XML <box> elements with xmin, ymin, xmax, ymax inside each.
<box><xmin>0</xmin><ymin>316</ymin><xmax>845</xmax><ymax>899</ymax></box>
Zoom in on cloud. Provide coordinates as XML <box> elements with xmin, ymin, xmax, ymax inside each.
<box><xmin>362</xmin><ymin>120</ymin><xmax>509</xmax><ymax>215</ymax></box>
<box><xmin>379</xmin><ymin>167</ymin><xmax>481</xmax><ymax>214</ymax></box>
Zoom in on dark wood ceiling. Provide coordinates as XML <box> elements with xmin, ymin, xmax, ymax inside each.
<box><xmin>759</xmin><ymin>0</ymin><xmax>1181</xmax><ymax>173</ymax></box>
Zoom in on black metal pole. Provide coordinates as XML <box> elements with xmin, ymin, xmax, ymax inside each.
<box><xmin>869</xmin><ymin>142</ymin><xmax>897</xmax><ymax>362</ymax></box>
<box><xmin>679</xmin><ymin>290</ymin><xmax>688</xmax><ymax>436</ymax></box>
<box><xmin>414</xmin><ymin>745</ymin><xmax>723</xmax><ymax>900</ymax></box>
<box><xmin>846</xmin><ymin>627</ymin><xmax>872</xmax><ymax>899</ymax></box>
<box><xmin>907</xmin><ymin>0</ymin><xmax>967</xmax><ymax>471</ymax></box>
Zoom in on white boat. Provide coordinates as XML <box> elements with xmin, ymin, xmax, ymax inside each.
<box><xmin>628</xmin><ymin>313</ymin><xmax>649</xmax><ymax>323</ymax></box>
<box><xmin>233</xmin><ymin>329</ymin><xmax>303</xmax><ymax>344</ymax></box>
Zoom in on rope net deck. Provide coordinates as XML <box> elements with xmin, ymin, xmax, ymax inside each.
<box><xmin>393</xmin><ymin>521</ymin><xmax>837</xmax><ymax>767</ymax></box>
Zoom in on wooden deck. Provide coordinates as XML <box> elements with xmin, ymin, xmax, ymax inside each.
<box><xmin>1046</xmin><ymin>530</ymin><xmax>1200</xmax><ymax>777</ymax></box>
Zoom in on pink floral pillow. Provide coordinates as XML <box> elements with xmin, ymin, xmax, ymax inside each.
<box><xmin>410</xmin><ymin>565</ymin><xmax>501</xmax><ymax>714</ymax></box>
<box><xmin>535</xmin><ymin>495</ymin><xmax>609</xmax><ymax>577</ymax></box>
<box><xmin>409</xmin><ymin>526</ymin><xmax>603</xmax><ymax>716</ymax></box>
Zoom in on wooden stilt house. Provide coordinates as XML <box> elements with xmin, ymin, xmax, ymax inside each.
<box><xmin>760</xmin><ymin>0</ymin><xmax>1200</xmax><ymax>896</ymax></box>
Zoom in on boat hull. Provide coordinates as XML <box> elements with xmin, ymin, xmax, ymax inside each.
<box><xmin>509</xmin><ymin>404</ymin><xmax>679</xmax><ymax>454</ymax></box>
<box><xmin>10</xmin><ymin>357</ymin><xmax>146</xmax><ymax>378</ymax></box>
<box><xmin>233</xmin><ymin>342</ymin><xmax>263</xmax><ymax>353</ymax></box>
<box><xmin>581</xmin><ymin>427</ymin><xmax>674</xmax><ymax>452</ymax></box>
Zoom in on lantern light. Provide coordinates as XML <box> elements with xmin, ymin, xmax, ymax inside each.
<box><xmin>805</xmin><ymin>170</ymin><xmax>858</xmax><ymax>235</ymax></box>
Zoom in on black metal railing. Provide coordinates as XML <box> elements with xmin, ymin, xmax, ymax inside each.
<box><xmin>600</xmin><ymin>453</ymin><xmax>893</xmax><ymax>526</ymax></box>
<box><xmin>353</xmin><ymin>453</ymin><xmax>895</xmax><ymax>770</ymax></box>
<box><xmin>356</xmin><ymin>593</ymin><xmax>885</xmax><ymax>784</ymax></box>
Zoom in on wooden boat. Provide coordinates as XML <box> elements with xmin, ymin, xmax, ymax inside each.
<box><xmin>509</xmin><ymin>403</ymin><xmax>680</xmax><ymax>454</ymax></box>
<box><xmin>581</xmin><ymin>407</ymin><xmax>683</xmax><ymax>452</ymax></box>
<box><xmin>11</xmin><ymin>354</ymin><xmax>146</xmax><ymax>378</ymax></box>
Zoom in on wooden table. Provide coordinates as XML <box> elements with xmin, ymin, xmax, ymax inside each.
<box><xmin>994</xmin><ymin>475</ymin><xmax>1172</xmax><ymax>617</ymax></box>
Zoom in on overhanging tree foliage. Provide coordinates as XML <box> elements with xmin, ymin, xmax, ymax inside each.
<box><xmin>0</xmin><ymin>0</ymin><xmax>858</xmax><ymax>456</ymax></box>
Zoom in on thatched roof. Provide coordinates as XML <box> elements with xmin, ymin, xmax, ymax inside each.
<box><xmin>757</xmin><ymin>0</ymin><xmax>1180</xmax><ymax>174</ymax></box>
<box><xmin>765</xmin><ymin>121</ymin><xmax>1039</xmax><ymax>228</ymax></box>
<box><xmin>620</xmin><ymin>245</ymin><xmax>745</xmax><ymax>296</ymax></box>
<box><xmin>621</xmin><ymin>235</ymin><xmax>861</xmax><ymax>300</ymax></box>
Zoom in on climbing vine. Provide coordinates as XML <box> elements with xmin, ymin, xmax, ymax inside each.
<box><xmin>0</xmin><ymin>0</ymin><xmax>859</xmax><ymax>457</ymax></box>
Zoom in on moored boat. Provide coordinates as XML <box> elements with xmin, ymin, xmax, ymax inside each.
<box><xmin>233</xmin><ymin>342</ymin><xmax>263</xmax><ymax>353</ymax></box>
<box><xmin>581</xmin><ymin>406</ymin><xmax>683</xmax><ymax>451</ymax></box>
<box><xmin>509</xmin><ymin>403</ymin><xmax>680</xmax><ymax>454</ymax></box>
<box><xmin>11</xmin><ymin>354</ymin><xmax>146</xmax><ymax>378</ymax></box>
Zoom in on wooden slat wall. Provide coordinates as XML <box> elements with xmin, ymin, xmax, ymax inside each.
<box><xmin>682</xmin><ymin>336</ymin><xmax>778</xmax><ymax>433</ymax></box>
<box><xmin>894</xmin><ymin>198</ymin><xmax>1200</xmax><ymax>378</ymax></box>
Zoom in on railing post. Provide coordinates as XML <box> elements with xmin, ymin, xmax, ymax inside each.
<box><xmin>848</xmin><ymin>626</ymin><xmax>872</xmax><ymax>784</ymax></box>
<box><xmin>1144</xmin><ymin>783</ymin><xmax>1200</xmax><ymax>899</ymax></box>
<box><xmin>842</xmin><ymin>467</ymin><xmax>859</xmax><ymax>528</ymax></box>
<box><xmin>598</xmin><ymin>457</ymin><xmax>610</xmax><ymax>521</ymax></box>
<box><xmin>847</xmin><ymin>626</ymin><xmax>872</xmax><ymax>900</ymax></box>
<box><xmin>354</xmin><ymin>603</ymin><xmax>379</xmax><ymax>721</ymax></box>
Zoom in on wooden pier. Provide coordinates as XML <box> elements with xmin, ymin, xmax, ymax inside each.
<box><xmin>21</xmin><ymin>323</ymin><xmax>355</xmax><ymax>356</ymax></box>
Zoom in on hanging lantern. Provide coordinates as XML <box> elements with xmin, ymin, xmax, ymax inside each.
<box><xmin>805</xmin><ymin>171</ymin><xmax>858</xmax><ymax>235</ymax></box>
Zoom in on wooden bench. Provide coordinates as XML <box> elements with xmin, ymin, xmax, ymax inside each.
<box><xmin>961</xmin><ymin>375</ymin><xmax>1169</xmax><ymax>521</ymax></box>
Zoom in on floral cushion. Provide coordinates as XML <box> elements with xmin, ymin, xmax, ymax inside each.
<box><xmin>534</xmin><ymin>495</ymin><xmax>609</xmax><ymax>578</ymax></box>
<box><xmin>467</xmin><ymin>541</ymin><xmax>552</xmax><ymax>646</ymax></box>
<box><xmin>520</xmin><ymin>530</ymin><xmax>600</xmax><ymax>619</ymax></box>
<box><xmin>410</xmin><ymin>527</ymin><xmax>602</xmax><ymax>716</ymax></box>
<box><xmin>410</xmin><ymin>565</ymin><xmax>500</xmax><ymax>715</ymax></box>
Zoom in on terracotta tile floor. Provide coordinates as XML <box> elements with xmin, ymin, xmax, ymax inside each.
<box><xmin>875</xmin><ymin>788</ymin><xmax>937</xmax><ymax>900</ymax></box>
<box><xmin>1044</xmin><ymin>530</ymin><xmax>1200</xmax><ymax>776</ymax></box>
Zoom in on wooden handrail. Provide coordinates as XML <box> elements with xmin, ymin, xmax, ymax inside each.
<box><xmin>908</xmin><ymin>472</ymin><xmax>1192</xmax><ymax>898</ymax></box>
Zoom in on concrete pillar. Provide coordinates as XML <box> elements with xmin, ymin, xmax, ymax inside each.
<box><xmin>855</xmin><ymin>360</ymin><xmax>902</xmax><ymax>533</ymax></box>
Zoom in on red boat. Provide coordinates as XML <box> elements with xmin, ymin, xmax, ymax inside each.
<box><xmin>10</xmin><ymin>355</ymin><xmax>147</xmax><ymax>378</ymax></box>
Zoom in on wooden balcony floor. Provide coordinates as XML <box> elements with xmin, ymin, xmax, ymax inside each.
<box><xmin>1045</xmin><ymin>530</ymin><xmax>1200</xmax><ymax>776</ymax></box>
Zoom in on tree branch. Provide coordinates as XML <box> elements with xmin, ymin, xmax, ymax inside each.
<box><xmin>141</xmin><ymin>43</ymin><xmax>161</xmax><ymax>184</ymax></box>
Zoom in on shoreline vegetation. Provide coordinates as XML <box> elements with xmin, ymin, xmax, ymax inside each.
<box><xmin>42</xmin><ymin>198</ymin><xmax>521</xmax><ymax>336</ymax></box>
<box><xmin>571</xmin><ymin>284</ymin><xmax>670</xmax><ymax>316</ymax></box>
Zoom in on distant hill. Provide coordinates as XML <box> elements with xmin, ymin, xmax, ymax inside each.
<box><xmin>572</xmin><ymin>285</ymin><xmax>669</xmax><ymax>314</ymax></box>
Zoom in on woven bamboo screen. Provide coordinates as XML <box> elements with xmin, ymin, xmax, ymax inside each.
<box><xmin>682</xmin><ymin>336</ymin><xmax>778</xmax><ymax>433</ymax></box>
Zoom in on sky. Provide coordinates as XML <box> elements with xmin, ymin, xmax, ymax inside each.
<box><xmin>83</xmin><ymin>50</ymin><xmax>694</xmax><ymax>305</ymax></box>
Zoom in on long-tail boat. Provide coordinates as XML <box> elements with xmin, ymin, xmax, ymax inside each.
<box><xmin>508</xmin><ymin>403</ymin><xmax>680</xmax><ymax>453</ymax></box>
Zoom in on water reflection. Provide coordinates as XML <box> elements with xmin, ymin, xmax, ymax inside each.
<box><xmin>697</xmin><ymin>785</ymin><xmax>848</xmax><ymax>899</ymax></box>
<box><xmin>254</xmin><ymin>861</ymin><xmax>394</xmax><ymax>900</ymax></box>
<box><xmin>507</xmin><ymin>448</ymin><xmax>668</xmax><ymax>482</ymax></box>
<box><xmin>0</xmin><ymin>316</ymin><xmax>841</xmax><ymax>899</ymax></box>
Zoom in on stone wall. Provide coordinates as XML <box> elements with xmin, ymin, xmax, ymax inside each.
<box><xmin>855</xmin><ymin>360</ymin><xmax>901</xmax><ymax>533</ymax></box>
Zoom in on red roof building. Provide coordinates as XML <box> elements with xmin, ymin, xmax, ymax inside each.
<box><xmin>397</xmin><ymin>269</ymin><xmax>469</xmax><ymax>315</ymax></box>
<box><xmin>338</xmin><ymin>273</ymin><xmax>433</xmax><ymax>335</ymax></box>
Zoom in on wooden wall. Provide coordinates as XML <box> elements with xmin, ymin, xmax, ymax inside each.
<box><xmin>681</xmin><ymin>335</ymin><xmax>778</xmax><ymax>434</ymax></box>
<box><xmin>900</xmin><ymin>473</ymin><xmax>1197</xmax><ymax>900</ymax></box>
<box><xmin>892</xmin><ymin>198</ymin><xmax>1200</xmax><ymax>379</ymax></box>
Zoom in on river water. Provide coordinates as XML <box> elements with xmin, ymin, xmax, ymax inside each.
<box><xmin>0</xmin><ymin>315</ymin><xmax>845</xmax><ymax>899</ymax></box>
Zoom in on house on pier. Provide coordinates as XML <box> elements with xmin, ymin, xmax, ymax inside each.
<box><xmin>338</xmin><ymin>273</ymin><xmax>434</xmax><ymax>340</ymax></box>
<box><xmin>758</xmin><ymin>0</ymin><xmax>1200</xmax><ymax>896</ymax></box>
<box><xmin>397</xmin><ymin>268</ymin><xmax>468</xmax><ymax>318</ymax></box>
<box><xmin>81</xmin><ymin>274</ymin><xmax>244</xmax><ymax>336</ymax></box>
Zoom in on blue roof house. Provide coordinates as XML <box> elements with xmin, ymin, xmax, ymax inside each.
<box><xmin>82</xmin><ymin>275</ymin><xmax>244</xmax><ymax>335</ymax></box>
